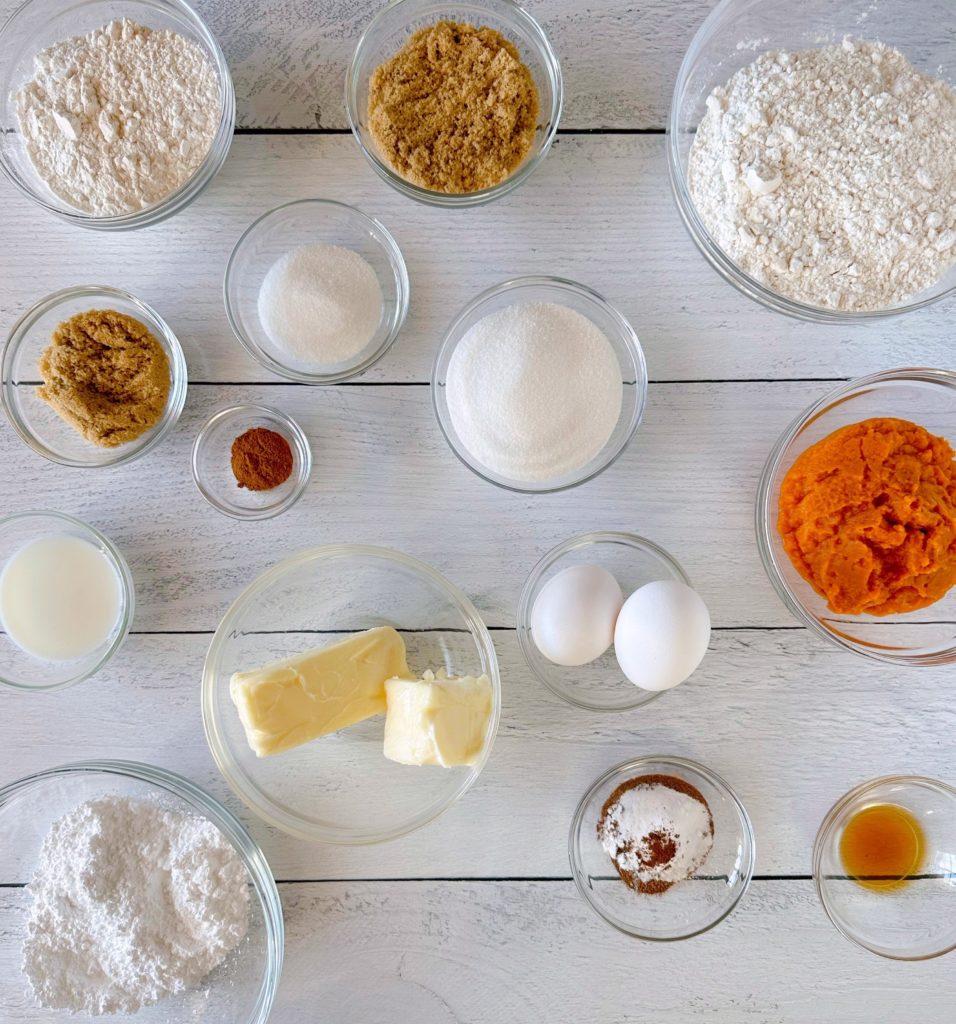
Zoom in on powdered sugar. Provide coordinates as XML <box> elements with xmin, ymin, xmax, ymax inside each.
<box><xmin>22</xmin><ymin>795</ymin><xmax>249</xmax><ymax>1015</ymax></box>
<box><xmin>688</xmin><ymin>39</ymin><xmax>956</xmax><ymax>311</ymax></box>
<box><xmin>16</xmin><ymin>18</ymin><xmax>221</xmax><ymax>215</ymax></box>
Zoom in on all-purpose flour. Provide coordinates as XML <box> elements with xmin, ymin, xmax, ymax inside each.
<box><xmin>22</xmin><ymin>796</ymin><xmax>249</xmax><ymax>1015</ymax></box>
<box><xmin>688</xmin><ymin>39</ymin><xmax>956</xmax><ymax>311</ymax></box>
<box><xmin>16</xmin><ymin>19</ymin><xmax>221</xmax><ymax>215</ymax></box>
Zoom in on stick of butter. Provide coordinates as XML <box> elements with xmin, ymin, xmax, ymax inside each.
<box><xmin>229</xmin><ymin>626</ymin><xmax>411</xmax><ymax>757</ymax></box>
<box><xmin>383</xmin><ymin>670</ymin><xmax>493</xmax><ymax>767</ymax></box>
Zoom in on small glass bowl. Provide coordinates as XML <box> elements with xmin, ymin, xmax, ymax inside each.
<box><xmin>517</xmin><ymin>532</ymin><xmax>691</xmax><ymax>711</ymax></box>
<box><xmin>0</xmin><ymin>510</ymin><xmax>135</xmax><ymax>692</ymax></box>
<box><xmin>224</xmin><ymin>199</ymin><xmax>410</xmax><ymax>384</ymax></box>
<box><xmin>0</xmin><ymin>0</ymin><xmax>235</xmax><ymax>230</ymax></box>
<box><xmin>202</xmin><ymin>544</ymin><xmax>501</xmax><ymax>844</ymax></box>
<box><xmin>346</xmin><ymin>0</ymin><xmax>563</xmax><ymax>207</ymax></box>
<box><xmin>813</xmin><ymin>776</ymin><xmax>956</xmax><ymax>960</ymax></box>
<box><xmin>667</xmin><ymin>0</ymin><xmax>956</xmax><ymax>322</ymax></box>
<box><xmin>570</xmin><ymin>756</ymin><xmax>755</xmax><ymax>941</ymax></box>
<box><xmin>192</xmin><ymin>405</ymin><xmax>312</xmax><ymax>521</ymax></box>
<box><xmin>1</xmin><ymin>286</ymin><xmax>188</xmax><ymax>468</ymax></box>
<box><xmin>756</xmin><ymin>368</ymin><xmax>956</xmax><ymax>665</ymax></box>
<box><xmin>432</xmin><ymin>277</ymin><xmax>646</xmax><ymax>492</ymax></box>
<box><xmin>0</xmin><ymin>760</ymin><xmax>283</xmax><ymax>1021</ymax></box>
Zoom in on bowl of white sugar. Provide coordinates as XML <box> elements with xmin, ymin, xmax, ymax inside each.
<box><xmin>224</xmin><ymin>199</ymin><xmax>410</xmax><ymax>384</ymax></box>
<box><xmin>0</xmin><ymin>0</ymin><xmax>235</xmax><ymax>230</ymax></box>
<box><xmin>432</xmin><ymin>276</ymin><xmax>647</xmax><ymax>492</ymax></box>
<box><xmin>668</xmin><ymin>0</ymin><xmax>956</xmax><ymax>320</ymax></box>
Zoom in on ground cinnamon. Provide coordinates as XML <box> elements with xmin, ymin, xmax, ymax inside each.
<box><xmin>231</xmin><ymin>427</ymin><xmax>293</xmax><ymax>491</ymax></box>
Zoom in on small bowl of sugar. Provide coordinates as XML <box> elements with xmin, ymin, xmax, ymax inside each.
<box><xmin>224</xmin><ymin>199</ymin><xmax>410</xmax><ymax>384</ymax></box>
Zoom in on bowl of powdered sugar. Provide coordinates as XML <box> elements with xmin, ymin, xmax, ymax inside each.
<box><xmin>0</xmin><ymin>0</ymin><xmax>235</xmax><ymax>229</ymax></box>
<box><xmin>668</xmin><ymin>0</ymin><xmax>956</xmax><ymax>320</ymax></box>
<box><xmin>0</xmin><ymin>760</ymin><xmax>282</xmax><ymax>1021</ymax></box>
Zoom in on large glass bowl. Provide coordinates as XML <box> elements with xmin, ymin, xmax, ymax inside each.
<box><xmin>667</xmin><ymin>0</ymin><xmax>956</xmax><ymax>322</ymax></box>
<box><xmin>814</xmin><ymin>776</ymin><xmax>956</xmax><ymax>960</ymax></box>
<box><xmin>432</xmin><ymin>276</ymin><xmax>647</xmax><ymax>493</ymax></box>
<box><xmin>756</xmin><ymin>369</ymin><xmax>956</xmax><ymax>665</ymax></box>
<box><xmin>202</xmin><ymin>545</ymin><xmax>501</xmax><ymax>844</ymax></box>
<box><xmin>0</xmin><ymin>761</ymin><xmax>283</xmax><ymax>1022</ymax></box>
<box><xmin>0</xmin><ymin>0</ymin><xmax>235</xmax><ymax>230</ymax></box>
<box><xmin>346</xmin><ymin>0</ymin><xmax>562</xmax><ymax>207</ymax></box>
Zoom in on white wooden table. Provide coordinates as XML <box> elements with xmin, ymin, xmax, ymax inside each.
<box><xmin>2</xmin><ymin>1</ymin><xmax>955</xmax><ymax>1019</ymax></box>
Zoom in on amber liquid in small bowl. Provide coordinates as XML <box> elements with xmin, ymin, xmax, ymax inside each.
<box><xmin>839</xmin><ymin>804</ymin><xmax>925</xmax><ymax>891</ymax></box>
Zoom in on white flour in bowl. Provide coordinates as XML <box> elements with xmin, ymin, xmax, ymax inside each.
<box><xmin>688</xmin><ymin>38</ymin><xmax>956</xmax><ymax>311</ymax></box>
<box><xmin>21</xmin><ymin>795</ymin><xmax>249</xmax><ymax>1015</ymax></box>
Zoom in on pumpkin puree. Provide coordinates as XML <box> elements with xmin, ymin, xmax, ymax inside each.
<box><xmin>778</xmin><ymin>417</ymin><xmax>956</xmax><ymax>616</ymax></box>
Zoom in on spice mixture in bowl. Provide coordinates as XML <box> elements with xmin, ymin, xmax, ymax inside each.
<box><xmin>192</xmin><ymin>405</ymin><xmax>312</xmax><ymax>521</ymax></box>
<box><xmin>756</xmin><ymin>369</ymin><xmax>956</xmax><ymax>665</ymax></box>
<box><xmin>0</xmin><ymin>0</ymin><xmax>235</xmax><ymax>230</ymax></box>
<box><xmin>346</xmin><ymin>0</ymin><xmax>562</xmax><ymax>207</ymax></box>
<box><xmin>2</xmin><ymin>286</ymin><xmax>187</xmax><ymax>468</ymax></box>
<box><xmin>668</xmin><ymin>0</ymin><xmax>956</xmax><ymax>321</ymax></box>
<box><xmin>569</xmin><ymin>756</ymin><xmax>755</xmax><ymax>940</ymax></box>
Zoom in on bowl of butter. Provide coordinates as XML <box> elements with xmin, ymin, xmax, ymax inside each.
<box><xmin>202</xmin><ymin>545</ymin><xmax>500</xmax><ymax>844</ymax></box>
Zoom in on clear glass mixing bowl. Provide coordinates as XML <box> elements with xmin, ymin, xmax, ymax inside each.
<box><xmin>667</xmin><ymin>0</ymin><xmax>956</xmax><ymax>321</ymax></box>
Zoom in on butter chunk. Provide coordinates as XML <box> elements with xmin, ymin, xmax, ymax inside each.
<box><xmin>383</xmin><ymin>671</ymin><xmax>493</xmax><ymax>767</ymax></box>
<box><xmin>230</xmin><ymin>626</ymin><xmax>411</xmax><ymax>757</ymax></box>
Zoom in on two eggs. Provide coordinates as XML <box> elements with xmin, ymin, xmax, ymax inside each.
<box><xmin>531</xmin><ymin>564</ymin><xmax>711</xmax><ymax>691</ymax></box>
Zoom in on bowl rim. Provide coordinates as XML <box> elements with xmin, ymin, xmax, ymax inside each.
<box><xmin>0</xmin><ymin>758</ymin><xmax>284</xmax><ymax>1019</ymax></box>
<box><xmin>754</xmin><ymin>367</ymin><xmax>956</xmax><ymax>666</ymax></box>
<box><xmin>665</xmin><ymin>0</ymin><xmax>956</xmax><ymax>323</ymax></box>
<box><xmin>431</xmin><ymin>275</ymin><xmax>647</xmax><ymax>493</ymax></box>
<box><xmin>191</xmin><ymin>404</ymin><xmax>313</xmax><ymax>521</ymax></box>
<box><xmin>0</xmin><ymin>0</ymin><xmax>236</xmax><ymax>231</ymax></box>
<box><xmin>516</xmin><ymin>531</ymin><xmax>689</xmax><ymax>711</ymax></box>
<box><xmin>812</xmin><ymin>773</ymin><xmax>956</xmax><ymax>961</ymax></box>
<box><xmin>344</xmin><ymin>0</ymin><xmax>563</xmax><ymax>208</ymax></box>
<box><xmin>568</xmin><ymin>754</ymin><xmax>756</xmax><ymax>941</ymax></box>
<box><xmin>0</xmin><ymin>509</ymin><xmax>135</xmax><ymax>692</ymax></box>
<box><xmin>1</xmin><ymin>284</ymin><xmax>189</xmax><ymax>468</ymax></box>
<box><xmin>223</xmin><ymin>198</ymin><xmax>411</xmax><ymax>384</ymax></box>
<box><xmin>201</xmin><ymin>543</ymin><xmax>502</xmax><ymax>844</ymax></box>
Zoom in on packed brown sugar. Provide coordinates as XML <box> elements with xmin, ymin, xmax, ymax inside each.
<box><xmin>778</xmin><ymin>417</ymin><xmax>956</xmax><ymax>616</ymax></box>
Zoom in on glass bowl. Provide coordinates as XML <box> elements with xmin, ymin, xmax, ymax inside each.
<box><xmin>432</xmin><ymin>276</ymin><xmax>646</xmax><ymax>492</ymax></box>
<box><xmin>569</xmin><ymin>756</ymin><xmax>755</xmax><ymax>941</ymax></box>
<box><xmin>0</xmin><ymin>760</ymin><xmax>282</xmax><ymax>1021</ymax></box>
<box><xmin>0</xmin><ymin>0</ymin><xmax>235</xmax><ymax>230</ymax></box>
<box><xmin>0</xmin><ymin>510</ymin><xmax>134</xmax><ymax>692</ymax></box>
<box><xmin>345</xmin><ymin>0</ymin><xmax>562</xmax><ymax>207</ymax></box>
<box><xmin>224</xmin><ymin>199</ymin><xmax>410</xmax><ymax>384</ymax></box>
<box><xmin>192</xmin><ymin>405</ymin><xmax>312</xmax><ymax>521</ymax></box>
<box><xmin>517</xmin><ymin>532</ymin><xmax>691</xmax><ymax>711</ymax></box>
<box><xmin>1</xmin><ymin>286</ymin><xmax>188</xmax><ymax>468</ymax></box>
<box><xmin>202</xmin><ymin>544</ymin><xmax>501</xmax><ymax>844</ymax></box>
<box><xmin>756</xmin><ymin>368</ymin><xmax>956</xmax><ymax>665</ymax></box>
<box><xmin>667</xmin><ymin>0</ymin><xmax>956</xmax><ymax>322</ymax></box>
<box><xmin>813</xmin><ymin>776</ymin><xmax>956</xmax><ymax>960</ymax></box>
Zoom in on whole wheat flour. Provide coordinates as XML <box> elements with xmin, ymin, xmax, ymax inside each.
<box><xmin>688</xmin><ymin>39</ymin><xmax>956</xmax><ymax>311</ymax></box>
<box><xmin>22</xmin><ymin>796</ymin><xmax>249</xmax><ymax>1015</ymax></box>
<box><xmin>16</xmin><ymin>18</ymin><xmax>221</xmax><ymax>215</ymax></box>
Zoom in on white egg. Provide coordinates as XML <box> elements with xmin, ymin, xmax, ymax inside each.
<box><xmin>531</xmin><ymin>564</ymin><xmax>624</xmax><ymax>667</ymax></box>
<box><xmin>614</xmin><ymin>580</ymin><xmax>711</xmax><ymax>691</ymax></box>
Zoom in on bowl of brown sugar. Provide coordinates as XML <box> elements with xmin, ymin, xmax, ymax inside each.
<box><xmin>346</xmin><ymin>0</ymin><xmax>562</xmax><ymax>207</ymax></box>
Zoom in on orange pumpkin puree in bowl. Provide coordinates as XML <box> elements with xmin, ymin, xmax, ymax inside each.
<box><xmin>778</xmin><ymin>417</ymin><xmax>956</xmax><ymax>616</ymax></box>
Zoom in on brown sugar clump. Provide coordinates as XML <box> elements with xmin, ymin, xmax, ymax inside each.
<box><xmin>368</xmin><ymin>20</ymin><xmax>540</xmax><ymax>194</ymax></box>
<box><xmin>37</xmin><ymin>309</ymin><xmax>171</xmax><ymax>448</ymax></box>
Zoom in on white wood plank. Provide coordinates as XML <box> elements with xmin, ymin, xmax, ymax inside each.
<box><xmin>3</xmin><ymin>136</ymin><xmax>953</xmax><ymax>385</ymax></box>
<box><xmin>1</xmin><ymin>630</ymin><xmax>952</xmax><ymax>879</ymax></box>
<box><xmin>2</xmin><ymin>880</ymin><xmax>954</xmax><ymax>1021</ymax></box>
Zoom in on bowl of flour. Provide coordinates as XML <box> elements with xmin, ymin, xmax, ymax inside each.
<box><xmin>0</xmin><ymin>0</ymin><xmax>235</xmax><ymax>229</ymax></box>
<box><xmin>0</xmin><ymin>761</ymin><xmax>282</xmax><ymax>1022</ymax></box>
<box><xmin>667</xmin><ymin>0</ymin><xmax>956</xmax><ymax>320</ymax></box>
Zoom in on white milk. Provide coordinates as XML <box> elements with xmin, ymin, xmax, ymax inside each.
<box><xmin>0</xmin><ymin>535</ymin><xmax>122</xmax><ymax>661</ymax></box>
